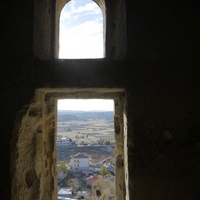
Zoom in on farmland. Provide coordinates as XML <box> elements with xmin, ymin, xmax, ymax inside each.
<box><xmin>56</xmin><ymin>111</ymin><xmax>116</xmax><ymax>199</ymax></box>
<box><xmin>56</xmin><ymin>110</ymin><xmax>115</xmax><ymax>162</ymax></box>
<box><xmin>57</xmin><ymin>119</ymin><xmax>114</xmax><ymax>144</ymax></box>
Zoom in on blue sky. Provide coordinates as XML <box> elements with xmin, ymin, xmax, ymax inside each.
<box><xmin>57</xmin><ymin>99</ymin><xmax>114</xmax><ymax>111</ymax></box>
<box><xmin>59</xmin><ymin>0</ymin><xmax>103</xmax><ymax>58</ymax></box>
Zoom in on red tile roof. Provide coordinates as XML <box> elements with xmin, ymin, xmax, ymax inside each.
<box><xmin>73</xmin><ymin>153</ymin><xmax>89</xmax><ymax>159</ymax></box>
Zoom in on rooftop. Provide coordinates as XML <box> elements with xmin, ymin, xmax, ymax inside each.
<box><xmin>58</xmin><ymin>187</ymin><xmax>72</xmax><ymax>195</ymax></box>
<box><xmin>72</xmin><ymin>153</ymin><xmax>89</xmax><ymax>159</ymax></box>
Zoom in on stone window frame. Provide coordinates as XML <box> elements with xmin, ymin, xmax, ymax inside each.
<box><xmin>11</xmin><ymin>88</ymin><xmax>128</xmax><ymax>200</ymax></box>
<box><xmin>33</xmin><ymin>0</ymin><xmax>127</xmax><ymax>60</ymax></box>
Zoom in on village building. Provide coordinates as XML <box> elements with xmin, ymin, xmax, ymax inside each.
<box><xmin>76</xmin><ymin>191</ymin><xmax>87</xmax><ymax>199</ymax></box>
<box><xmin>85</xmin><ymin>175</ymin><xmax>115</xmax><ymax>200</ymax></box>
<box><xmin>57</xmin><ymin>137</ymin><xmax>72</xmax><ymax>146</ymax></box>
<box><xmin>70</xmin><ymin>153</ymin><xmax>90</xmax><ymax>169</ymax></box>
<box><xmin>58</xmin><ymin>187</ymin><xmax>73</xmax><ymax>198</ymax></box>
<box><xmin>86</xmin><ymin>174</ymin><xmax>104</xmax><ymax>196</ymax></box>
<box><xmin>91</xmin><ymin>175</ymin><xmax>104</xmax><ymax>197</ymax></box>
<box><xmin>86</xmin><ymin>174</ymin><xmax>99</xmax><ymax>187</ymax></box>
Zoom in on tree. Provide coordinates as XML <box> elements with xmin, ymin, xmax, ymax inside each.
<box><xmin>99</xmin><ymin>165</ymin><xmax>109</xmax><ymax>178</ymax></box>
<box><xmin>68</xmin><ymin>179</ymin><xmax>75</xmax><ymax>187</ymax></box>
<box><xmin>76</xmin><ymin>186</ymin><xmax>83</xmax><ymax>191</ymax></box>
<box><xmin>104</xmin><ymin>140</ymin><xmax>111</xmax><ymax>145</ymax></box>
<box><xmin>108</xmin><ymin>135</ymin><xmax>113</xmax><ymax>143</ymax></box>
<box><xmin>57</xmin><ymin>161</ymin><xmax>68</xmax><ymax>173</ymax></box>
<box><xmin>97</xmin><ymin>139</ymin><xmax>104</xmax><ymax>144</ymax></box>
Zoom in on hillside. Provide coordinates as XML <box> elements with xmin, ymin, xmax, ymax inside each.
<box><xmin>58</xmin><ymin>110</ymin><xmax>114</xmax><ymax>122</ymax></box>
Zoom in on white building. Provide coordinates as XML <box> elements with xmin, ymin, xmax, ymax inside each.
<box><xmin>58</xmin><ymin>187</ymin><xmax>72</xmax><ymax>198</ymax></box>
<box><xmin>71</xmin><ymin>153</ymin><xmax>90</xmax><ymax>169</ymax></box>
<box><xmin>77</xmin><ymin>191</ymin><xmax>87</xmax><ymax>199</ymax></box>
<box><xmin>56</xmin><ymin>137</ymin><xmax>72</xmax><ymax>146</ymax></box>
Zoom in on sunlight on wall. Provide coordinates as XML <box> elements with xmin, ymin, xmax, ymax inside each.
<box><xmin>59</xmin><ymin>0</ymin><xmax>103</xmax><ymax>59</ymax></box>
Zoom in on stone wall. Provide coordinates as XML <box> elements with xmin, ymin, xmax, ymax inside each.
<box><xmin>10</xmin><ymin>89</ymin><xmax>126</xmax><ymax>200</ymax></box>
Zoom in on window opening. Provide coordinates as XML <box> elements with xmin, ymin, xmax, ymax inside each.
<box><xmin>11</xmin><ymin>89</ymin><xmax>127</xmax><ymax>200</ymax></box>
<box><xmin>56</xmin><ymin>99</ymin><xmax>116</xmax><ymax>199</ymax></box>
<box><xmin>59</xmin><ymin>0</ymin><xmax>104</xmax><ymax>59</ymax></box>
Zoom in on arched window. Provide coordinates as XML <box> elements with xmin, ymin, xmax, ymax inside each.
<box><xmin>59</xmin><ymin>0</ymin><xmax>104</xmax><ymax>59</ymax></box>
<box><xmin>34</xmin><ymin>0</ymin><xmax>126</xmax><ymax>59</ymax></box>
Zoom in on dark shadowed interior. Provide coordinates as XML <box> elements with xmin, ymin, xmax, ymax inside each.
<box><xmin>1</xmin><ymin>0</ymin><xmax>200</xmax><ymax>199</ymax></box>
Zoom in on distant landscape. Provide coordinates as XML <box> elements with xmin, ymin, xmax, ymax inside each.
<box><xmin>58</xmin><ymin>110</ymin><xmax>114</xmax><ymax>122</ymax></box>
<box><xmin>57</xmin><ymin>110</ymin><xmax>115</xmax><ymax>161</ymax></box>
<box><xmin>56</xmin><ymin>110</ymin><xmax>116</xmax><ymax>199</ymax></box>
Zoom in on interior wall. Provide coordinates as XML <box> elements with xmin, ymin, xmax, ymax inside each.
<box><xmin>0</xmin><ymin>0</ymin><xmax>200</xmax><ymax>200</ymax></box>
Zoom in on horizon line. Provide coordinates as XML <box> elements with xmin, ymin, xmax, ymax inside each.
<box><xmin>58</xmin><ymin>109</ymin><xmax>114</xmax><ymax>111</ymax></box>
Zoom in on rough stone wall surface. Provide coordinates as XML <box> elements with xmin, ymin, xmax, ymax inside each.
<box><xmin>10</xmin><ymin>89</ymin><xmax>126</xmax><ymax>200</ymax></box>
<box><xmin>10</xmin><ymin>90</ymin><xmax>59</xmax><ymax>200</ymax></box>
<box><xmin>11</xmin><ymin>106</ymin><xmax>41</xmax><ymax>200</ymax></box>
<box><xmin>0</xmin><ymin>0</ymin><xmax>200</xmax><ymax>200</ymax></box>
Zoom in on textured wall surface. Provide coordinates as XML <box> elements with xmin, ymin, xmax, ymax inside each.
<box><xmin>0</xmin><ymin>0</ymin><xmax>200</xmax><ymax>200</ymax></box>
<box><xmin>10</xmin><ymin>89</ymin><xmax>126</xmax><ymax>200</ymax></box>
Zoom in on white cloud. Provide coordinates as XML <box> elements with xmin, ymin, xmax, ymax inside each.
<box><xmin>64</xmin><ymin>0</ymin><xmax>101</xmax><ymax>14</ymax></box>
<box><xmin>59</xmin><ymin>19</ymin><xmax>103</xmax><ymax>58</ymax></box>
<box><xmin>66</xmin><ymin>20</ymin><xmax>102</xmax><ymax>35</ymax></box>
<box><xmin>61</xmin><ymin>1</ymin><xmax>101</xmax><ymax>22</ymax></box>
<box><xmin>71</xmin><ymin>3</ymin><xmax>101</xmax><ymax>14</ymax></box>
<box><xmin>60</xmin><ymin>11</ymin><xmax>71</xmax><ymax>21</ymax></box>
<box><xmin>69</xmin><ymin>0</ymin><xmax>76</xmax><ymax>9</ymax></box>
